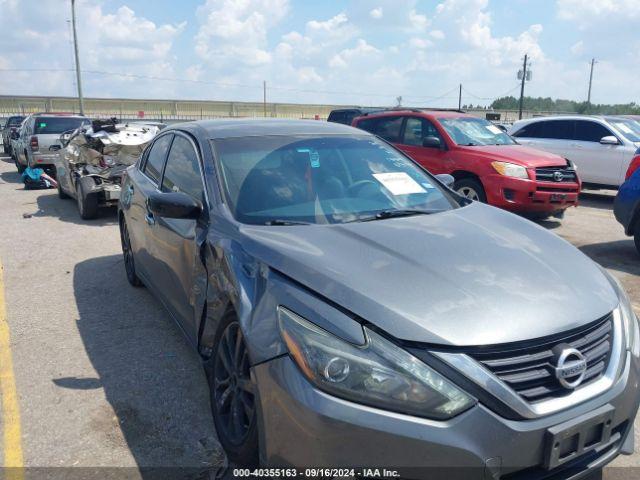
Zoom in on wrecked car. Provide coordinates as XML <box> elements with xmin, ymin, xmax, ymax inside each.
<box><xmin>119</xmin><ymin>119</ymin><xmax>639</xmax><ymax>477</ymax></box>
<box><xmin>56</xmin><ymin>119</ymin><xmax>162</xmax><ymax>219</ymax></box>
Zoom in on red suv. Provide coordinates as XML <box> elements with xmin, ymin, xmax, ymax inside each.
<box><xmin>352</xmin><ymin>110</ymin><xmax>581</xmax><ymax>217</ymax></box>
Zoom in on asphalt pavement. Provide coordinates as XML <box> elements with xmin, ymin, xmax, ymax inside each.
<box><xmin>0</xmin><ymin>153</ymin><xmax>638</xmax><ymax>479</ymax></box>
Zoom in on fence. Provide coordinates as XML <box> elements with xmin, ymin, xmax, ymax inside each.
<box><xmin>0</xmin><ymin>95</ymin><xmax>568</xmax><ymax>123</ymax></box>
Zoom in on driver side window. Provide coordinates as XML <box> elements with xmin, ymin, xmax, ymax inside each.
<box><xmin>402</xmin><ymin>118</ymin><xmax>442</xmax><ymax>146</ymax></box>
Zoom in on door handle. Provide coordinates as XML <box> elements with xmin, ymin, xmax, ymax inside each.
<box><xmin>144</xmin><ymin>198</ymin><xmax>155</xmax><ymax>225</ymax></box>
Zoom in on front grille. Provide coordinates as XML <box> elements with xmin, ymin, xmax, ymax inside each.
<box><xmin>536</xmin><ymin>165</ymin><xmax>578</xmax><ymax>183</ymax></box>
<box><xmin>469</xmin><ymin>314</ymin><xmax>613</xmax><ymax>403</ymax></box>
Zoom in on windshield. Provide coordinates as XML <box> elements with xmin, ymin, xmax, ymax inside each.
<box><xmin>34</xmin><ymin>117</ymin><xmax>89</xmax><ymax>135</ymax></box>
<box><xmin>608</xmin><ymin>118</ymin><xmax>640</xmax><ymax>142</ymax></box>
<box><xmin>438</xmin><ymin>117</ymin><xmax>516</xmax><ymax>146</ymax></box>
<box><xmin>212</xmin><ymin>135</ymin><xmax>459</xmax><ymax>225</ymax></box>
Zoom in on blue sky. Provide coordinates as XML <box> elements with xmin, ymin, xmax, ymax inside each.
<box><xmin>0</xmin><ymin>0</ymin><xmax>638</xmax><ymax>107</ymax></box>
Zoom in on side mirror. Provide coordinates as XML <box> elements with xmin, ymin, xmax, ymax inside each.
<box><xmin>600</xmin><ymin>136</ymin><xmax>619</xmax><ymax>145</ymax></box>
<box><xmin>422</xmin><ymin>136</ymin><xmax>442</xmax><ymax>149</ymax></box>
<box><xmin>147</xmin><ymin>192</ymin><xmax>202</xmax><ymax>219</ymax></box>
<box><xmin>435</xmin><ymin>174</ymin><xmax>455</xmax><ymax>188</ymax></box>
<box><xmin>10</xmin><ymin>131</ymin><xmax>19</xmax><ymax>140</ymax></box>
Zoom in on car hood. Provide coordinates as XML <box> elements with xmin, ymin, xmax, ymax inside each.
<box><xmin>460</xmin><ymin>145</ymin><xmax>568</xmax><ymax>168</ymax></box>
<box><xmin>239</xmin><ymin>203</ymin><xmax>618</xmax><ymax>347</ymax></box>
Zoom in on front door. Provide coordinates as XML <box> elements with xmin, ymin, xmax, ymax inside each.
<box><xmin>396</xmin><ymin>117</ymin><xmax>449</xmax><ymax>174</ymax></box>
<box><xmin>152</xmin><ymin>133</ymin><xmax>209</xmax><ymax>343</ymax></box>
<box><xmin>571</xmin><ymin>120</ymin><xmax>624</xmax><ymax>185</ymax></box>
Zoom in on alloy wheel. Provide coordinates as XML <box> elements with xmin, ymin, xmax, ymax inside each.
<box><xmin>120</xmin><ymin>220</ymin><xmax>135</xmax><ymax>281</ymax></box>
<box><xmin>457</xmin><ymin>186</ymin><xmax>480</xmax><ymax>201</ymax></box>
<box><xmin>213</xmin><ymin>322</ymin><xmax>255</xmax><ymax>446</ymax></box>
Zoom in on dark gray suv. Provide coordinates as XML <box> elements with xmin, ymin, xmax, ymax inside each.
<box><xmin>119</xmin><ymin>119</ymin><xmax>639</xmax><ymax>478</ymax></box>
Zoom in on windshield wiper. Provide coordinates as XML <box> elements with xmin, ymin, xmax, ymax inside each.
<box><xmin>357</xmin><ymin>209</ymin><xmax>441</xmax><ymax>222</ymax></box>
<box><xmin>264</xmin><ymin>219</ymin><xmax>312</xmax><ymax>226</ymax></box>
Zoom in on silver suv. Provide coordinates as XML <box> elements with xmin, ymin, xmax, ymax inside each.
<box><xmin>509</xmin><ymin>115</ymin><xmax>640</xmax><ymax>187</ymax></box>
<box><xmin>14</xmin><ymin>113</ymin><xmax>89</xmax><ymax>175</ymax></box>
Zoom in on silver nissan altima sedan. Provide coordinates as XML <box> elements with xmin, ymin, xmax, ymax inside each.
<box><xmin>118</xmin><ymin>119</ymin><xmax>640</xmax><ymax>479</ymax></box>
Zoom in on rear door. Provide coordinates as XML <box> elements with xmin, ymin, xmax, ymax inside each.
<box><xmin>152</xmin><ymin>132</ymin><xmax>208</xmax><ymax>342</ymax></box>
<box><xmin>571</xmin><ymin>120</ymin><xmax>623</xmax><ymax>185</ymax></box>
<box><xmin>126</xmin><ymin>132</ymin><xmax>174</xmax><ymax>284</ymax></box>
<box><xmin>396</xmin><ymin>116</ymin><xmax>449</xmax><ymax>173</ymax></box>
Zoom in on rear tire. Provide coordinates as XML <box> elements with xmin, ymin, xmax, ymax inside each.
<box><xmin>76</xmin><ymin>176</ymin><xmax>99</xmax><ymax>220</ymax></box>
<box><xmin>454</xmin><ymin>178</ymin><xmax>487</xmax><ymax>202</ymax></box>
<box><xmin>205</xmin><ymin>313</ymin><xmax>259</xmax><ymax>467</ymax></box>
<box><xmin>15</xmin><ymin>157</ymin><xmax>25</xmax><ymax>174</ymax></box>
<box><xmin>58</xmin><ymin>181</ymin><xmax>71</xmax><ymax>199</ymax></box>
<box><xmin>119</xmin><ymin>217</ymin><xmax>143</xmax><ymax>287</ymax></box>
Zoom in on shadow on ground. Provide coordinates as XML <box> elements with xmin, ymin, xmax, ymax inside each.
<box><xmin>31</xmin><ymin>190</ymin><xmax>119</xmax><ymax>226</ymax></box>
<box><xmin>70</xmin><ymin>254</ymin><xmax>224</xmax><ymax>478</ymax></box>
<box><xmin>578</xmin><ymin>239</ymin><xmax>640</xmax><ymax>277</ymax></box>
<box><xmin>579</xmin><ymin>191</ymin><xmax>616</xmax><ymax>211</ymax></box>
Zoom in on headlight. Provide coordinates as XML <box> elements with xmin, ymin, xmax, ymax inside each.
<box><xmin>607</xmin><ymin>272</ymin><xmax>639</xmax><ymax>357</ymax></box>
<box><xmin>278</xmin><ymin>306</ymin><xmax>475</xmax><ymax>419</ymax></box>
<box><xmin>491</xmin><ymin>161</ymin><xmax>529</xmax><ymax>179</ymax></box>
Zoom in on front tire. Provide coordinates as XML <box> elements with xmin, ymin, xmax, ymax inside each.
<box><xmin>76</xmin><ymin>176</ymin><xmax>99</xmax><ymax>220</ymax></box>
<box><xmin>454</xmin><ymin>178</ymin><xmax>487</xmax><ymax>202</ymax></box>
<box><xmin>205</xmin><ymin>313</ymin><xmax>258</xmax><ymax>467</ymax></box>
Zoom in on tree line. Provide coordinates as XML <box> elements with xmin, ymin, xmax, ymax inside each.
<box><xmin>487</xmin><ymin>96</ymin><xmax>640</xmax><ymax>115</ymax></box>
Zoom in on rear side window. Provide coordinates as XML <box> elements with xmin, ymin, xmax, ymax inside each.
<box><xmin>512</xmin><ymin>120</ymin><xmax>573</xmax><ymax>140</ymax></box>
<box><xmin>573</xmin><ymin>121</ymin><xmax>613</xmax><ymax>142</ymax></box>
<box><xmin>144</xmin><ymin>134</ymin><xmax>173</xmax><ymax>183</ymax></box>
<box><xmin>357</xmin><ymin>116</ymin><xmax>403</xmax><ymax>142</ymax></box>
<box><xmin>161</xmin><ymin>135</ymin><xmax>204</xmax><ymax>201</ymax></box>
<box><xmin>34</xmin><ymin>117</ymin><xmax>88</xmax><ymax>134</ymax></box>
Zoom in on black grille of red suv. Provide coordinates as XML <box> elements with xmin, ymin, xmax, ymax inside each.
<box><xmin>536</xmin><ymin>166</ymin><xmax>578</xmax><ymax>183</ymax></box>
<box><xmin>468</xmin><ymin>314</ymin><xmax>613</xmax><ymax>403</ymax></box>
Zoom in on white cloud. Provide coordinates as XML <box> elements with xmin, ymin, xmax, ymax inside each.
<box><xmin>329</xmin><ymin>39</ymin><xmax>380</xmax><ymax>69</ymax></box>
<box><xmin>370</xmin><ymin>7</ymin><xmax>383</xmax><ymax>19</ymax></box>
<box><xmin>195</xmin><ymin>0</ymin><xmax>288</xmax><ymax>66</ymax></box>
<box><xmin>409</xmin><ymin>37</ymin><xmax>432</xmax><ymax>49</ymax></box>
<box><xmin>430</xmin><ymin>29</ymin><xmax>445</xmax><ymax>40</ymax></box>
<box><xmin>570</xmin><ymin>41</ymin><xmax>584</xmax><ymax>55</ymax></box>
<box><xmin>0</xmin><ymin>0</ymin><xmax>184</xmax><ymax>98</ymax></box>
<box><xmin>557</xmin><ymin>0</ymin><xmax>640</xmax><ymax>26</ymax></box>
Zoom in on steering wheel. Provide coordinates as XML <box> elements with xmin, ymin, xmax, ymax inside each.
<box><xmin>347</xmin><ymin>180</ymin><xmax>378</xmax><ymax>197</ymax></box>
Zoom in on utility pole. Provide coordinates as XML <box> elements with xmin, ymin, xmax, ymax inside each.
<box><xmin>71</xmin><ymin>0</ymin><xmax>84</xmax><ymax>115</ymax></box>
<box><xmin>587</xmin><ymin>58</ymin><xmax>596</xmax><ymax>105</ymax></box>
<box><xmin>263</xmin><ymin>81</ymin><xmax>267</xmax><ymax>117</ymax></box>
<box><xmin>518</xmin><ymin>54</ymin><xmax>528</xmax><ymax>120</ymax></box>
<box><xmin>458</xmin><ymin>84</ymin><xmax>462</xmax><ymax>110</ymax></box>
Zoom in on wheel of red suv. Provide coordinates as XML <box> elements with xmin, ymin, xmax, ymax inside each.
<box><xmin>454</xmin><ymin>178</ymin><xmax>487</xmax><ymax>202</ymax></box>
<box><xmin>119</xmin><ymin>217</ymin><xmax>142</xmax><ymax>287</ymax></box>
<box><xmin>205</xmin><ymin>313</ymin><xmax>259</xmax><ymax>467</ymax></box>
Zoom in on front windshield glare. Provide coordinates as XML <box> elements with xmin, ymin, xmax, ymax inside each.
<box><xmin>213</xmin><ymin>135</ymin><xmax>459</xmax><ymax>225</ymax></box>
<box><xmin>438</xmin><ymin>117</ymin><xmax>516</xmax><ymax>146</ymax></box>
<box><xmin>609</xmin><ymin>119</ymin><xmax>640</xmax><ymax>143</ymax></box>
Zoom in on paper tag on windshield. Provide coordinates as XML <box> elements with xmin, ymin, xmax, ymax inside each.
<box><xmin>373</xmin><ymin>172</ymin><xmax>426</xmax><ymax>195</ymax></box>
<box><xmin>486</xmin><ymin>125</ymin><xmax>502</xmax><ymax>134</ymax></box>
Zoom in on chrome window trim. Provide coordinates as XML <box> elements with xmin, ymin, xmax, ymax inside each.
<box><xmin>434</xmin><ymin>308</ymin><xmax>624</xmax><ymax>419</ymax></box>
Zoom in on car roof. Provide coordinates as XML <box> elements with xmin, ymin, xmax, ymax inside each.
<box><xmin>514</xmin><ymin>115</ymin><xmax>611</xmax><ymax>125</ymax></box>
<box><xmin>356</xmin><ymin>109</ymin><xmax>471</xmax><ymax>120</ymax></box>
<box><xmin>166</xmin><ymin>118</ymin><xmax>368</xmax><ymax>139</ymax></box>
